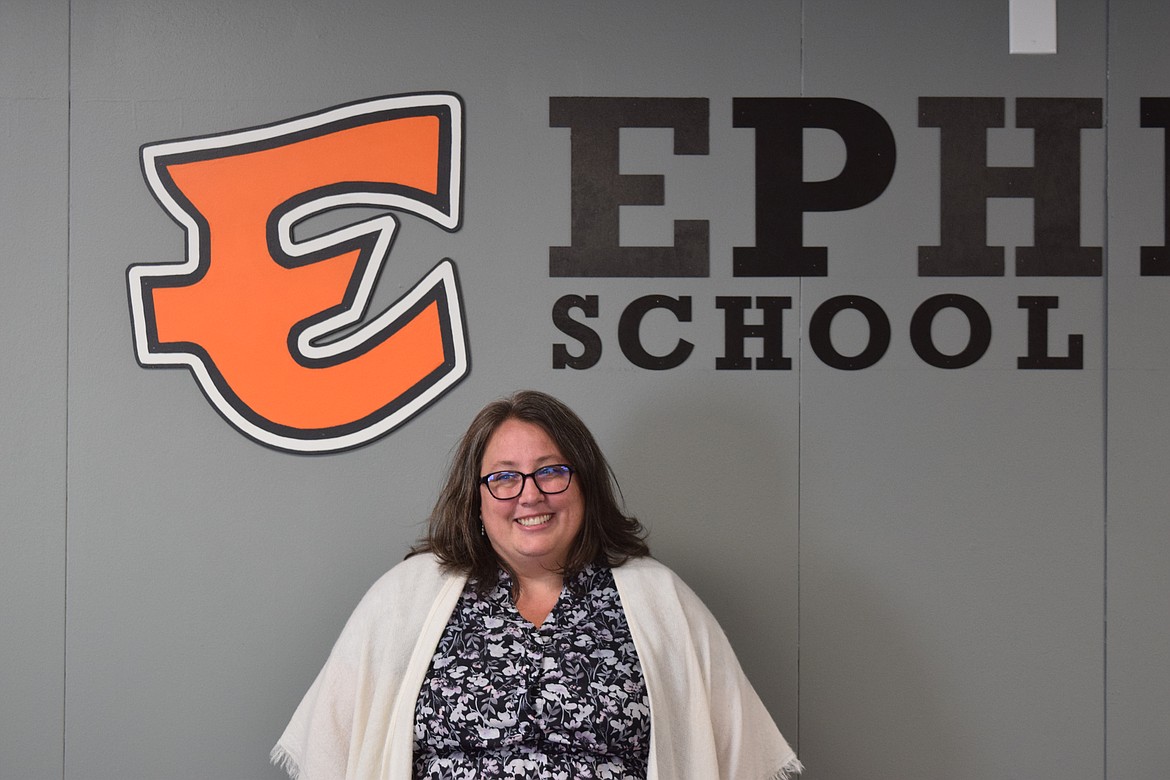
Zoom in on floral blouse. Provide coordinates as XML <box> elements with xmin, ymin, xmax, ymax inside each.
<box><xmin>412</xmin><ymin>564</ymin><xmax>651</xmax><ymax>779</ymax></box>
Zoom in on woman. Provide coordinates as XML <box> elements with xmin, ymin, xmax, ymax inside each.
<box><xmin>272</xmin><ymin>390</ymin><xmax>801</xmax><ymax>780</ymax></box>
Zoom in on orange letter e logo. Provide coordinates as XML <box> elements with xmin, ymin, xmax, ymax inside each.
<box><xmin>128</xmin><ymin>94</ymin><xmax>467</xmax><ymax>453</ymax></box>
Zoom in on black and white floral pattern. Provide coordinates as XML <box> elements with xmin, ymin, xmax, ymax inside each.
<box><xmin>412</xmin><ymin>564</ymin><xmax>650</xmax><ymax>779</ymax></box>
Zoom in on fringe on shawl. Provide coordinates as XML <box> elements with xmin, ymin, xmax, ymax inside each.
<box><xmin>269</xmin><ymin>744</ymin><xmax>303</xmax><ymax>780</ymax></box>
<box><xmin>771</xmin><ymin>756</ymin><xmax>805</xmax><ymax>780</ymax></box>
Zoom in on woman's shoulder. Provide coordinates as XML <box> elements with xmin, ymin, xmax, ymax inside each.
<box><xmin>349</xmin><ymin>553</ymin><xmax>462</xmax><ymax>622</ymax></box>
<box><xmin>383</xmin><ymin>550</ymin><xmax>446</xmax><ymax>579</ymax></box>
<box><xmin>613</xmin><ymin>555</ymin><xmax>683</xmax><ymax>585</ymax></box>
<box><xmin>612</xmin><ymin>556</ymin><xmax>707</xmax><ymax>609</ymax></box>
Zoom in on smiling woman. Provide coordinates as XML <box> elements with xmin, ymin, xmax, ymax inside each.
<box><xmin>475</xmin><ymin>419</ymin><xmax>586</xmax><ymax>624</ymax></box>
<box><xmin>272</xmin><ymin>390</ymin><xmax>802</xmax><ymax>780</ymax></box>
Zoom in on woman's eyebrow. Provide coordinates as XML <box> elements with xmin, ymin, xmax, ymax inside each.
<box><xmin>483</xmin><ymin>454</ymin><xmax>562</xmax><ymax>471</ymax></box>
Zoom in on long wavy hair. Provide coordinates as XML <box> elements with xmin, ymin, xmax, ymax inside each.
<box><xmin>410</xmin><ymin>390</ymin><xmax>649</xmax><ymax>592</ymax></box>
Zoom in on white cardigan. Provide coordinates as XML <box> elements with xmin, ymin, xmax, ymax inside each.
<box><xmin>272</xmin><ymin>554</ymin><xmax>801</xmax><ymax>780</ymax></box>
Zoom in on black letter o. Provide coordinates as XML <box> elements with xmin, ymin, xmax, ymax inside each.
<box><xmin>809</xmin><ymin>295</ymin><xmax>890</xmax><ymax>370</ymax></box>
<box><xmin>909</xmin><ymin>294</ymin><xmax>991</xmax><ymax>369</ymax></box>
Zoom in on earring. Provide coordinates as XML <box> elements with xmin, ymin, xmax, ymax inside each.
<box><xmin>479</xmin><ymin>518</ymin><xmax>486</xmax><ymax>536</ymax></box>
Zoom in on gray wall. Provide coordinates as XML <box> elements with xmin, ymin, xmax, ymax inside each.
<box><xmin>2</xmin><ymin>1</ymin><xmax>1167</xmax><ymax>778</ymax></box>
<box><xmin>2</xmin><ymin>3</ymin><xmax>67</xmax><ymax>779</ymax></box>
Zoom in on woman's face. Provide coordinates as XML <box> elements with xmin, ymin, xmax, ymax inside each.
<box><xmin>478</xmin><ymin>417</ymin><xmax>585</xmax><ymax>581</ymax></box>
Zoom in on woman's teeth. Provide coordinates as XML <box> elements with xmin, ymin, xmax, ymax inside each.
<box><xmin>516</xmin><ymin>515</ymin><xmax>551</xmax><ymax>527</ymax></box>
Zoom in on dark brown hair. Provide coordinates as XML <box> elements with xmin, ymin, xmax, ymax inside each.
<box><xmin>410</xmin><ymin>390</ymin><xmax>649</xmax><ymax>591</ymax></box>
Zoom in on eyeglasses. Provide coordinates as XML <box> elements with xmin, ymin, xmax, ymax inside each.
<box><xmin>479</xmin><ymin>464</ymin><xmax>575</xmax><ymax>500</ymax></box>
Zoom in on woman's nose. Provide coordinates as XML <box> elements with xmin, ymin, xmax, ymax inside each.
<box><xmin>518</xmin><ymin>474</ymin><xmax>546</xmax><ymax>502</ymax></box>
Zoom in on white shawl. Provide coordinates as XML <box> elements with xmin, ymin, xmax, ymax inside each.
<box><xmin>272</xmin><ymin>554</ymin><xmax>801</xmax><ymax>780</ymax></box>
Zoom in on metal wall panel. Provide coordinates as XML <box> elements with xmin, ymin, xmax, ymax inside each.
<box><xmin>0</xmin><ymin>3</ymin><xmax>68</xmax><ymax>779</ymax></box>
<box><xmin>800</xmin><ymin>1</ymin><xmax>1107</xmax><ymax>777</ymax></box>
<box><xmin>1106</xmin><ymin>0</ymin><xmax>1170</xmax><ymax>776</ymax></box>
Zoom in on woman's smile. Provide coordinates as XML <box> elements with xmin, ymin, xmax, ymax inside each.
<box><xmin>514</xmin><ymin>514</ymin><xmax>552</xmax><ymax>528</ymax></box>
